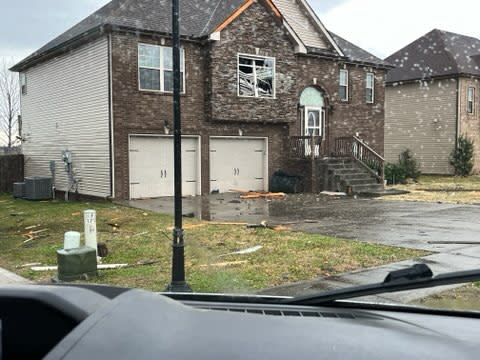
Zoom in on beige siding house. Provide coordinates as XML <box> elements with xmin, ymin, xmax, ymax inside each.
<box><xmin>385</xmin><ymin>29</ymin><xmax>480</xmax><ymax>174</ymax></box>
<box><xmin>20</xmin><ymin>37</ymin><xmax>112</xmax><ymax>197</ymax></box>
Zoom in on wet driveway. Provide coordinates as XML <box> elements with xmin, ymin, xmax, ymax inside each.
<box><xmin>126</xmin><ymin>193</ymin><xmax>480</xmax><ymax>252</ymax></box>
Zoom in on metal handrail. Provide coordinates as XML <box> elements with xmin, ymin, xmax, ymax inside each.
<box><xmin>334</xmin><ymin>136</ymin><xmax>385</xmax><ymax>181</ymax></box>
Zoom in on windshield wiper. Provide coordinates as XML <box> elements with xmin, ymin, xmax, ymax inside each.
<box><xmin>283</xmin><ymin>264</ymin><xmax>480</xmax><ymax>306</ymax></box>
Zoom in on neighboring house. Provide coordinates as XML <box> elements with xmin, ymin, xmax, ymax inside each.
<box><xmin>385</xmin><ymin>29</ymin><xmax>480</xmax><ymax>175</ymax></box>
<box><xmin>12</xmin><ymin>0</ymin><xmax>390</xmax><ymax>200</ymax></box>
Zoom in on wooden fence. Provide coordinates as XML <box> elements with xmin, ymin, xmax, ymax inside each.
<box><xmin>0</xmin><ymin>155</ymin><xmax>24</xmax><ymax>193</ymax></box>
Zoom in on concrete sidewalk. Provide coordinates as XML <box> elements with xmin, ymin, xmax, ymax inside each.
<box><xmin>0</xmin><ymin>267</ymin><xmax>31</xmax><ymax>285</ymax></box>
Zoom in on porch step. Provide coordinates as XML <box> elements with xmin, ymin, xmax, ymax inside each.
<box><xmin>321</xmin><ymin>157</ymin><xmax>384</xmax><ymax>194</ymax></box>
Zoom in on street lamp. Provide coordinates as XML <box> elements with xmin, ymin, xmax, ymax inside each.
<box><xmin>166</xmin><ymin>0</ymin><xmax>191</xmax><ymax>293</ymax></box>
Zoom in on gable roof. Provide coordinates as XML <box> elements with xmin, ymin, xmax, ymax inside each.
<box><xmin>12</xmin><ymin>0</ymin><xmax>387</xmax><ymax>72</ymax></box>
<box><xmin>330</xmin><ymin>33</ymin><xmax>391</xmax><ymax>68</ymax></box>
<box><xmin>385</xmin><ymin>29</ymin><xmax>480</xmax><ymax>83</ymax></box>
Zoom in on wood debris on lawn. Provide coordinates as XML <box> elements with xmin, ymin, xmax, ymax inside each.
<box><xmin>16</xmin><ymin>263</ymin><xmax>42</xmax><ymax>269</ymax></box>
<box><xmin>30</xmin><ymin>260</ymin><xmax>160</xmax><ymax>272</ymax></box>
<box><xmin>22</xmin><ymin>229</ymin><xmax>49</xmax><ymax>245</ymax></box>
<box><xmin>240</xmin><ymin>191</ymin><xmax>286</xmax><ymax>200</ymax></box>
<box><xmin>199</xmin><ymin>260</ymin><xmax>248</xmax><ymax>268</ymax></box>
<box><xmin>246</xmin><ymin>221</ymin><xmax>291</xmax><ymax>231</ymax></box>
<box><xmin>219</xmin><ymin>245</ymin><xmax>263</xmax><ymax>258</ymax></box>
<box><xmin>320</xmin><ymin>191</ymin><xmax>347</xmax><ymax>196</ymax></box>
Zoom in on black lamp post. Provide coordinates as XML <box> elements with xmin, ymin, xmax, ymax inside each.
<box><xmin>166</xmin><ymin>0</ymin><xmax>191</xmax><ymax>292</ymax></box>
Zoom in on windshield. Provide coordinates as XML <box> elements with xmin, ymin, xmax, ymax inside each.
<box><xmin>1</xmin><ymin>0</ymin><xmax>480</xmax><ymax>313</ymax></box>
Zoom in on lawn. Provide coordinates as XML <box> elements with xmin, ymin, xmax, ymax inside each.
<box><xmin>412</xmin><ymin>283</ymin><xmax>480</xmax><ymax>311</ymax></box>
<box><xmin>0</xmin><ymin>194</ymin><xmax>426</xmax><ymax>293</ymax></box>
<box><xmin>381</xmin><ymin>175</ymin><xmax>480</xmax><ymax>204</ymax></box>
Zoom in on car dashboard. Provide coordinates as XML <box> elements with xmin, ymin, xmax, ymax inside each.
<box><xmin>1</xmin><ymin>285</ymin><xmax>479</xmax><ymax>359</ymax></box>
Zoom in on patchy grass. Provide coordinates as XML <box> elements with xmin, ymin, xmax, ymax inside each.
<box><xmin>381</xmin><ymin>175</ymin><xmax>480</xmax><ymax>204</ymax></box>
<box><xmin>412</xmin><ymin>283</ymin><xmax>480</xmax><ymax>311</ymax></box>
<box><xmin>0</xmin><ymin>194</ymin><xmax>426</xmax><ymax>293</ymax></box>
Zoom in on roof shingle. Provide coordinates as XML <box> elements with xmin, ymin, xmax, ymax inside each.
<box><xmin>385</xmin><ymin>29</ymin><xmax>480</xmax><ymax>83</ymax></box>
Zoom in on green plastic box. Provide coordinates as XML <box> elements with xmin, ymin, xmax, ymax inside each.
<box><xmin>57</xmin><ymin>246</ymin><xmax>98</xmax><ymax>282</ymax></box>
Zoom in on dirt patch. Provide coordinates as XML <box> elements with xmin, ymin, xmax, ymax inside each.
<box><xmin>412</xmin><ymin>284</ymin><xmax>480</xmax><ymax>311</ymax></box>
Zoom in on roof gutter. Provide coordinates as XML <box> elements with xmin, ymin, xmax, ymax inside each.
<box><xmin>386</xmin><ymin>72</ymin><xmax>480</xmax><ymax>86</ymax></box>
<box><xmin>10</xmin><ymin>24</ymin><xmax>204</xmax><ymax>73</ymax></box>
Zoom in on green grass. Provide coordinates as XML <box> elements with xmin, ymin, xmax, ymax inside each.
<box><xmin>382</xmin><ymin>175</ymin><xmax>480</xmax><ymax>204</ymax></box>
<box><xmin>0</xmin><ymin>194</ymin><xmax>426</xmax><ymax>293</ymax></box>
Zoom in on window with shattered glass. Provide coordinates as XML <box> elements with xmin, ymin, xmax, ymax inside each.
<box><xmin>238</xmin><ymin>55</ymin><xmax>275</xmax><ymax>98</ymax></box>
<box><xmin>138</xmin><ymin>43</ymin><xmax>184</xmax><ymax>92</ymax></box>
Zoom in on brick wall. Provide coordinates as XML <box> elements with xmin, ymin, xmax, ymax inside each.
<box><xmin>111</xmin><ymin>1</ymin><xmax>386</xmax><ymax>199</ymax></box>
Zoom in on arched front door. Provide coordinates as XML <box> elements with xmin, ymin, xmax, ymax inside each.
<box><xmin>299</xmin><ymin>87</ymin><xmax>326</xmax><ymax>157</ymax></box>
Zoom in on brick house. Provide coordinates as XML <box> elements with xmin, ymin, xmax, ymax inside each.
<box><xmin>12</xmin><ymin>0</ymin><xmax>390</xmax><ymax>200</ymax></box>
<box><xmin>385</xmin><ymin>29</ymin><xmax>480</xmax><ymax>174</ymax></box>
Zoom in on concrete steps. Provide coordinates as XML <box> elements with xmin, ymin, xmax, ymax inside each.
<box><xmin>322</xmin><ymin>157</ymin><xmax>383</xmax><ymax>194</ymax></box>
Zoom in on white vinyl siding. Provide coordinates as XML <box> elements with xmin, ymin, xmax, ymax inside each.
<box><xmin>21</xmin><ymin>37</ymin><xmax>111</xmax><ymax>197</ymax></box>
<box><xmin>385</xmin><ymin>79</ymin><xmax>457</xmax><ymax>175</ymax></box>
<box><xmin>273</xmin><ymin>0</ymin><xmax>328</xmax><ymax>49</ymax></box>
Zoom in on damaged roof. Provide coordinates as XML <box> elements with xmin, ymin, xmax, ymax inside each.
<box><xmin>12</xmin><ymin>0</ymin><xmax>388</xmax><ymax>72</ymax></box>
<box><xmin>385</xmin><ymin>29</ymin><xmax>480</xmax><ymax>83</ymax></box>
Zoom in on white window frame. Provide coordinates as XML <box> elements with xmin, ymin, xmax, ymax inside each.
<box><xmin>138</xmin><ymin>43</ymin><xmax>185</xmax><ymax>93</ymax></box>
<box><xmin>20</xmin><ymin>73</ymin><xmax>27</xmax><ymax>95</ymax></box>
<box><xmin>237</xmin><ymin>53</ymin><xmax>276</xmax><ymax>99</ymax></box>
<box><xmin>339</xmin><ymin>69</ymin><xmax>349</xmax><ymax>102</ymax></box>
<box><xmin>366</xmin><ymin>72</ymin><xmax>375</xmax><ymax>104</ymax></box>
<box><xmin>467</xmin><ymin>86</ymin><xmax>475</xmax><ymax>114</ymax></box>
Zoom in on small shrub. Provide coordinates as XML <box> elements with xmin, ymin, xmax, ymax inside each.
<box><xmin>450</xmin><ymin>135</ymin><xmax>474</xmax><ymax>176</ymax></box>
<box><xmin>385</xmin><ymin>163</ymin><xmax>406</xmax><ymax>185</ymax></box>
<box><xmin>398</xmin><ymin>149</ymin><xmax>421</xmax><ymax>180</ymax></box>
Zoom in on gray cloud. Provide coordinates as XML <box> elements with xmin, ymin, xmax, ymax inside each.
<box><xmin>0</xmin><ymin>0</ymin><xmax>109</xmax><ymax>59</ymax></box>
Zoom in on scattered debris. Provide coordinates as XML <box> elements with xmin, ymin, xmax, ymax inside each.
<box><xmin>10</xmin><ymin>212</ymin><xmax>25</xmax><ymax>216</ymax></box>
<box><xmin>246</xmin><ymin>221</ymin><xmax>290</xmax><ymax>231</ymax></box>
<box><xmin>240</xmin><ymin>191</ymin><xmax>286</xmax><ymax>200</ymax></box>
<box><xmin>229</xmin><ymin>200</ymin><xmax>241</xmax><ymax>204</ymax></box>
<box><xmin>220</xmin><ymin>245</ymin><xmax>263</xmax><ymax>257</ymax></box>
<box><xmin>25</xmin><ymin>225</ymin><xmax>40</xmax><ymax>230</ymax></box>
<box><xmin>199</xmin><ymin>260</ymin><xmax>248</xmax><ymax>268</ymax></box>
<box><xmin>107</xmin><ymin>222</ymin><xmax>120</xmax><ymax>228</ymax></box>
<box><xmin>31</xmin><ymin>260</ymin><xmax>160</xmax><ymax>272</ymax></box>
<box><xmin>320</xmin><ymin>191</ymin><xmax>347</xmax><ymax>196</ymax></box>
<box><xmin>16</xmin><ymin>262</ymin><xmax>42</xmax><ymax>269</ymax></box>
<box><xmin>133</xmin><ymin>231</ymin><xmax>149</xmax><ymax>237</ymax></box>
<box><xmin>22</xmin><ymin>229</ymin><xmax>49</xmax><ymax>244</ymax></box>
<box><xmin>71</xmin><ymin>212</ymin><xmax>81</xmax><ymax>216</ymax></box>
<box><xmin>182</xmin><ymin>212</ymin><xmax>195</xmax><ymax>218</ymax></box>
<box><xmin>97</xmin><ymin>242</ymin><xmax>109</xmax><ymax>258</ymax></box>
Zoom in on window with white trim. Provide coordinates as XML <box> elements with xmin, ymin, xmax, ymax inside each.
<box><xmin>339</xmin><ymin>69</ymin><xmax>348</xmax><ymax>101</ymax></box>
<box><xmin>138</xmin><ymin>43</ymin><xmax>185</xmax><ymax>92</ymax></box>
<box><xmin>238</xmin><ymin>54</ymin><xmax>275</xmax><ymax>98</ymax></box>
<box><xmin>20</xmin><ymin>73</ymin><xmax>27</xmax><ymax>95</ymax></box>
<box><xmin>366</xmin><ymin>73</ymin><xmax>375</xmax><ymax>103</ymax></box>
<box><xmin>467</xmin><ymin>86</ymin><xmax>475</xmax><ymax>114</ymax></box>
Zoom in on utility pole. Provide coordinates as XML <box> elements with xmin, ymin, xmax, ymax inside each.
<box><xmin>166</xmin><ymin>0</ymin><xmax>191</xmax><ymax>292</ymax></box>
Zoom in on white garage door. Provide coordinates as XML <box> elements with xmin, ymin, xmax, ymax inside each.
<box><xmin>129</xmin><ymin>136</ymin><xmax>200</xmax><ymax>199</ymax></box>
<box><xmin>210</xmin><ymin>137</ymin><xmax>267</xmax><ymax>193</ymax></box>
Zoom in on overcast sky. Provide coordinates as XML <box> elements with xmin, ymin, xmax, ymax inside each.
<box><xmin>1</xmin><ymin>0</ymin><xmax>480</xmax><ymax>62</ymax></box>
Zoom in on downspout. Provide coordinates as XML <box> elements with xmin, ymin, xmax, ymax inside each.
<box><xmin>108</xmin><ymin>33</ymin><xmax>115</xmax><ymax>199</ymax></box>
<box><xmin>455</xmin><ymin>76</ymin><xmax>460</xmax><ymax>149</ymax></box>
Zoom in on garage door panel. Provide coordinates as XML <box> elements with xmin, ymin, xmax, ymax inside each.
<box><xmin>210</xmin><ymin>138</ymin><xmax>267</xmax><ymax>193</ymax></box>
<box><xmin>130</xmin><ymin>136</ymin><xmax>199</xmax><ymax>199</ymax></box>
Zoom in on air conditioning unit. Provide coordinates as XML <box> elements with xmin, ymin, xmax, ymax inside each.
<box><xmin>24</xmin><ymin>177</ymin><xmax>52</xmax><ymax>200</ymax></box>
<box><xmin>13</xmin><ymin>182</ymin><xmax>26</xmax><ymax>198</ymax></box>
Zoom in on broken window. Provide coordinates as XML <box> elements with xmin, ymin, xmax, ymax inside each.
<box><xmin>238</xmin><ymin>55</ymin><xmax>275</xmax><ymax>98</ymax></box>
<box><xmin>467</xmin><ymin>86</ymin><xmax>475</xmax><ymax>114</ymax></box>
<box><xmin>366</xmin><ymin>73</ymin><xmax>374</xmax><ymax>103</ymax></box>
<box><xmin>339</xmin><ymin>69</ymin><xmax>348</xmax><ymax>101</ymax></box>
<box><xmin>138</xmin><ymin>43</ymin><xmax>184</xmax><ymax>92</ymax></box>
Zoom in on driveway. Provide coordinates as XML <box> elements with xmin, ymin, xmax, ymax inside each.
<box><xmin>127</xmin><ymin>194</ymin><xmax>480</xmax><ymax>300</ymax></box>
<box><xmin>127</xmin><ymin>193</ymin><xmax>480</xmax><ymax>252</ymax></box>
